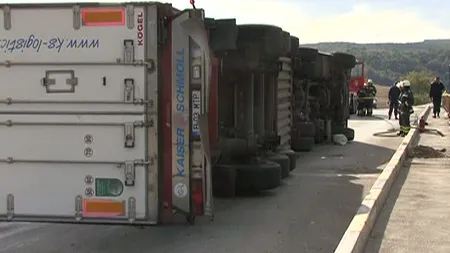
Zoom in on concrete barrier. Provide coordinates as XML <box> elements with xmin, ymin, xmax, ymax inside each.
<box><xmin>334</xmin><ymin>104</ymin><xmax>432</xmax><ymax>253</ymax></box>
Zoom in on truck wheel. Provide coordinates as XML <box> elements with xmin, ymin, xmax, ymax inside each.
<box><xmin>297</xmin><ymin>47</ymin><xmax>318</xmax><ymax>62</ymax></box>
<box><xmin>292</xmin><ymin>136</ymin><xmax>315</xmax><ymax>152</ymax></box>
<box><xmin>297</xmin><ymin>121</ymin><xmax>315</xmax><ymax>137</ymax></box>
<box><xmin>282</xmin><ymin>31</ymin><xmax>291</xmax><ymax>55</ymax></box>
<box><xmin>267</xmin><ymin>153</ymin><xmax>290</xmax><ymax>179</ymax></box>
<box><xmin>235</xmin><ymin>160</ymin><xmax>282</xmax><ymax>192</ymax></box>
<box><xmin>280</xmin><ymin>149</ymin><xmax>297</xmax><ymax>171</ymax></box>
<box><xmin>343</xmin><ymin>127</ymin><xmax>355</xmax><ymax>141</ymax></box>
<box><xmin>296</xmin><ymin>62</ymin><xmax>316</xmax><ymax>78</ymax></box>
<box><xmin>290</xmin><ymin>36</ymin><xmax>299</xmax><ymax>56</ymax></box>
<box><xmin>237</xmin><ymin>24</ymin><xmax>284</xmax><ymax>58</ymax></box>
<box><xmin>212</xmin><ymin>163</ymin><xmax>237</xmax><ymax>198</ymax></box>
<box><xmin>333</xmin><ymin>52</ymin><xmax>356</xmax><ymax>69</ymax></box>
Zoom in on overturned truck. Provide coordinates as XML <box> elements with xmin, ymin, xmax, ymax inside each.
<box><xmin>0</xmin><ymin>2</ymin><xmax>357</xmax><ymax>225</ymax></box>
<box><xmin>208</xmin><ymin>22</ymin><xmax>357</xmax><ymax>197</ymax></box>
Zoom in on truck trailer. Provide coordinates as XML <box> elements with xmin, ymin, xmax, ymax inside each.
<box><xmin>0</xmin><ymin>2</ymin><xmax>356</xmax><ymax>225</ymax></box>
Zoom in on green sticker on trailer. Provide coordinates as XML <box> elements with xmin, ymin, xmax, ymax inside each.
<box><xmin>95</xmin><ymin>178</ymin><xmax>124</xmax><ymax>197</ymax></box>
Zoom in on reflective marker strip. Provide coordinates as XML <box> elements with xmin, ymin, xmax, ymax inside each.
<box><xmin>83</xmin><ymin>199</ymin><xmax>125</xmax><ymax>217</ymax></box>
<box><xmin>81</xmin><ymin>8</ymin><xmax>125</xmax><ymax>26</ymax></box>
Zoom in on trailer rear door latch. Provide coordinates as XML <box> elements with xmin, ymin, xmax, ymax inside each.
<box><xmin>124</xmin><ymin>78</ymin><xmax>135</xmax><ymax>102</ymax></box>
<box><xmin>124</xmin><ymin>161</ymin><xmax>135</xmax><ymax>186</ymax></box>
<box><xmin>123</xmin><ymin>40</ymin><xmax>135</xmax><ymax>63</ymax></box>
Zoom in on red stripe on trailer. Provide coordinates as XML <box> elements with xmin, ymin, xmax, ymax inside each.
<box><xmin>160</xmin><ymin>4</ymin><xmax>173</xmax><ymax>224</ymax></box>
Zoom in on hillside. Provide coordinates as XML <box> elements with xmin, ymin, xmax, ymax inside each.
<box><xmin>302</xmin><ymin>40</ymin><xmax>450</xmax><ymax>86</ymax></box>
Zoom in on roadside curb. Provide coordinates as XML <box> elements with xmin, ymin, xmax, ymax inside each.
<box><xmin>334</xmin><ymin>104</ymin><xmax>432</xmax><ymax>253</ymax></box>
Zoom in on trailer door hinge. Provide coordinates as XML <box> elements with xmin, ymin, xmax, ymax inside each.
<box><xmin>73</xmin><ymin>5</ymin><xmax>81</xmax><ymax>30</ymax></box>
<box><xmin>3</xmin><ymin>6</ymin><xmax>11</xmax><ymax>30</ymax></box>
<box><xmin>126</xmin><ymin>5</ymin><xmax>135</xmax><ymax>29</ymax></box>
<box><xmin>124</xmin><ymin>122</ymin><xmax>135</xmax><ymax>148</ymax></box>
<box><xmin>74</xmin><ymin>195</ymin><xmax>83</xmax><ymax>221</ymax></box>
<box><xmin>6</xmin><ymin>194</ymin><xmax>14</xmax><ymax>220</ymax></box>
<box><xmin>124</xmin><ymin>161</ymin><xmax>135</xmax><ymax>186</ymax></box>
<box><xmin>127</xmin><ymin>197</ymin><xmax>136</xmax><ymax>222</ymax></box>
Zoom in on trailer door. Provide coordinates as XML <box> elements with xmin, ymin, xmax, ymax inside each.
<box><xmin>0</xmin><ymin>4</ymin><xmax>159</xmax><ymax>224</ymax></box>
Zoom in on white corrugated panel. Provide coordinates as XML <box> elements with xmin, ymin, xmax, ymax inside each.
<box><xmin>277</xmin><ymin>57</ymin><xmax>292</xmax><ymax>149</ymax></box>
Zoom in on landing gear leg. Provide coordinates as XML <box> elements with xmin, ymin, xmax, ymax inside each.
<box><xmin>186</xmin><ymin>215</ymin><xmax>196</xmax><ymax>225</ymax></box>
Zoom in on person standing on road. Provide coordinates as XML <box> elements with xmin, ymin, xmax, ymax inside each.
<box><xmin>429</xmin><ymin>76</ymin><xmax>445</xmax><ymax>118</ymax></box>
<box><xmin>365</xmin><ymin>79</ymin><xmax>377</xmax><ymax>116</ymax></box>
<box><xmin>388</xmin><ymin>81</ymin><xmax>401</xmax><ymax>120</ymax></box>
<box><xmin>397</xmin><ymin>80</ymin><xmax>415</xmax><ymax>137</ymax></box>
<box><xmin>356</xmin><ymin>84</ymin><xmax>368</xmax><ymax>116</ymax></box>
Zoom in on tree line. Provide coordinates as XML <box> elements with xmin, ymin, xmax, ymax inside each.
<box><xmin>303</xmin><ymin>40</ymin><xmax>450</xmax><ymax>104</ymax></box>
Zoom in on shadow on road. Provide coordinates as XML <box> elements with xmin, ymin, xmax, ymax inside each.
<box><xmin>350</xmin><ymin>114</ymin><xmax>386</xmax><ymax>121</ymax></box>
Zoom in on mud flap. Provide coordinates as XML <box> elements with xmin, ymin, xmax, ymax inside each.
<box><xmin>180</xmin><ymin>15</ymin><xmax>214</xmax><ymax>218</ymax></box>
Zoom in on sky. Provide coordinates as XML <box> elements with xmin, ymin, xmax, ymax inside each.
<box><xmin>4</xmin><ymin>0</ymin><xmax>450</xmax><ymax>43</ymax></box>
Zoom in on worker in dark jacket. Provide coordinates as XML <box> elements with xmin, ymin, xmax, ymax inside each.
<box><xmin>356</xmin><ymin>85</ymin><xmax>368</xmax><ymax>116</ymax></box>
<box><xmin>397</xmin><ymin>80</ymin><xmax>415</xmax><ymax>137</ymax></box>
<box><xmin>429</xmin><ymin>76</ymin><xmax>445</xmax><ymax>118</ymax></box>
<box><xmin>388</xmin><ymin>81</ymin><xmax>401</xmax><ymax>120</ymax></box>
<box><xmin>365</xmin><ymin>79</ymin><xmax>377</xmax><ymax>116</ymax></box>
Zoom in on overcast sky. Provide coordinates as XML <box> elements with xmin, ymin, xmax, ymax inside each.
<box><xmin>6</xmin><ymin>0</ymin><xmax>449</xmax><ymax>43</ymax></box>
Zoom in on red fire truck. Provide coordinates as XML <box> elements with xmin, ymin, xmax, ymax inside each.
<box><xmin>349</xmin><ymin>60</ymin><xmax>365</xmax><ymax>114</ymax></box>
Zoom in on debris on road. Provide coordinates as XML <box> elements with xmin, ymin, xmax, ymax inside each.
<box><xmin>333</xmin><ymin>134</ymin><xmax>348</xmax><ymax>146</ymax></box>
<box><xmin>407</xmin><ymin>145</ymin><xmax>447</xmax><ymax>158</ymax></box>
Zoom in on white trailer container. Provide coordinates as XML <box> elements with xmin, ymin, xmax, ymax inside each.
<box><xmin>0</xmin><ymin>2</ymin><xmax>213</xmax><ymax>225</ymax></box>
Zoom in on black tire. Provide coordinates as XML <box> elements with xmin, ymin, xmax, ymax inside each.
<box><xmin>267</xmin><ymin>153</ymin><xmax>290</xmax><ymax>179</ymax></box>
<box><xmin>220</xmin><ymin>138</ymin><xmax>258</xmax><ymax>160</ymax></box>
<box><xmin>292</xmin><ymin>136</ymin><xmax>315</xmax><ymax>152</ymax></box>
<box><xmin>290</xmin><ymin>36</ymin><xmax>299</xmax><ymax>56</ymax></box>
<box><xmin>296</xmin><ymin>62</ymin><xmax>317</xmax><ymax>78</ymax></box>
<box><xmin>280</xmin><ymin>149</ymin><xmax>297</xmax><ymax>171</ymax></box>
<box><xmin>297</xmin><ymin>47</ymin><xmax>319</xmax><ymax>62</ymax></box>
<box><xmin>237</xmin><ymin>24</ymin><xmax>284</xmax><ymax>58</ymax></box>
<box><xmin>333</xmin><ymin>52</ymin><xmax>356</xmax><ymax>69</ymax></box>
<box><xmin>235</xmin><ymin>160</ymin><xmax>282</xmax><ymax>192</ymax></box>
<box><xmin>313</xmin><ymin>119</ymin><xmax>325</xmax><ymax>143</ymax></box>
<box><xmin>343</xmin><ymin>127</ymin><xmax>355</xmax><ymax>141</ymax></box>
<box><xmin>282</xmin><ymin>31</ymin><xmax>291</xmax><ymax>55</ymax></box>
<box><xmin>212</xmin><ymin>163</ymin><xmax>236</xmax><ymax>197</ymax></box>
<box><xmin>296</xmin><ymin>121</ymin><xmax>315</xmax><ymax>137</ymax></box>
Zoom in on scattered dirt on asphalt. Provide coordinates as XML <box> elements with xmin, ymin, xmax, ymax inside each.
<box><xmin>408</xmin><ymin>145</ymin><xmax>447</xmax><ymax>158</ymax></box>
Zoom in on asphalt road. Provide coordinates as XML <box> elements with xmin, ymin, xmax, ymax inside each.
<box><xmin>0</xmin><ymin>108</ymin><xmax>423</xmax><ymax>253</ymax></box>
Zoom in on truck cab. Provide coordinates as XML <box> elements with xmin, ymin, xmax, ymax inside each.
<box><xmin>349</xmin><ymin>61</ymin><xmax>365</xmax><ymax>114</ymax></box>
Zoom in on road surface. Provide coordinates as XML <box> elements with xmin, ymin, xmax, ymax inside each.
<box><xmin>0</xmin><ymin>108</ymin><xmax>425</xmax><ymax>253</ymax></box>
<box><xmin>365</xmin><ymin>113</ymin><xmax>450</xmax><ymax>253</ymax></box>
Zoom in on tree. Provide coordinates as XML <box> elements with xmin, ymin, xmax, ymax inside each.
<box><xmin>403</xmin><ymin>71</ymin><xmax>435</xmax><ymax>105</ymax></box>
